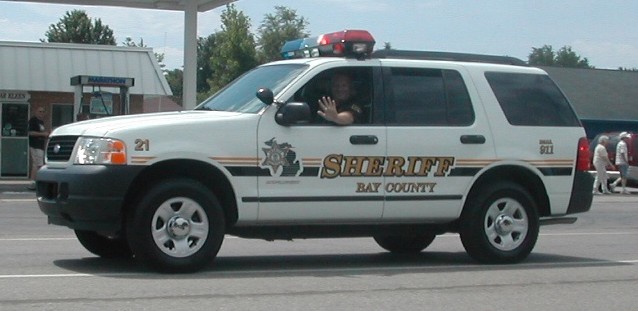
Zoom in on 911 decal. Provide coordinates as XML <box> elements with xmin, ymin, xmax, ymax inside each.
<box><xmin>539</xmin><ymin>139</ymin><xmax>554</xmax><ymax>155</ymax></box>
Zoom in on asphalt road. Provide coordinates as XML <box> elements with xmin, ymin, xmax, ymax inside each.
<box><xmin>0</xmin><ymin>189</ymin><xmax>637</xmax><ymax>311</ymax></box>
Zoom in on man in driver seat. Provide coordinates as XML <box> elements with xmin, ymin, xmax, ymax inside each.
<box><xmin>317</xmin><ymin>72</ymin><xmax>363</xmax><ymax>125</ymax></box>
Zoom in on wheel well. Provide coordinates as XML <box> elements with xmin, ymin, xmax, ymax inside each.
<box><xmin>465</xmin><ymin>165</ymin><xmax>550</xmax><ymax>217</ymax></box>
<box><xmin>122</xmin><ymin>159</ymin><xmax>238</xmax><ymax>228</ymax></box>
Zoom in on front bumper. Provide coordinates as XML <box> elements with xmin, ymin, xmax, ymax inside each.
<box><xmin>36</xmin><ymin>164</ymin><xmax>144</xmax><ymax>232</ymax></box>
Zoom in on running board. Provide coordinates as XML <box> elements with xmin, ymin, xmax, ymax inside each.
<box><xmin>540</xmin><ymin>217</ymin><xmax>577</xmax><ymax>226</ymax></box>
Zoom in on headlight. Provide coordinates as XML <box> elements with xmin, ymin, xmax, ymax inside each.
<box><xmin>74</xmin><ymin>137</ymin><xmax>127</xmax><ymax>165</ymax></box>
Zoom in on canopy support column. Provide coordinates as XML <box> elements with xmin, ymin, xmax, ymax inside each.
<box><xmin>182</xmin><ymin>0</ymin><xmax>198</xmax><ymax>110</ymax></box>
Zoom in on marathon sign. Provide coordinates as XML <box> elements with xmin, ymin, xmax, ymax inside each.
<box><xmin>70</xmin><ymin>75</ymin><xmax>134</xmax><ymax>87</ymax></box>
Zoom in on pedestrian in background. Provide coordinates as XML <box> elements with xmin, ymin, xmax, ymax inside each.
<box><xmin>27</xmin><ymin>107</ymin><xmax>49</xmax><ymax>190</ymax></box>
<box><xmin>611</xmin><ymin>131</ymin><xmax>631</xmax><ymax>194</ymax></box>
<box><xmin>592</xmin><ymin>135</ymin><xmax>613</xmax><ymax>194</ymax></box>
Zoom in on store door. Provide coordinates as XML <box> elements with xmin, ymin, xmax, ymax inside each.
<box><xmin>1</xmin><ymin>103</ymin><xmax>29</xmax><ymax>177</ymax></box>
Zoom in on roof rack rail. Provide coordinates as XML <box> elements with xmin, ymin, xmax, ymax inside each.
<box><xmin>371</xmin><ymin>50</ymin><xmax>527</xmax><ymax>66</ymax></box>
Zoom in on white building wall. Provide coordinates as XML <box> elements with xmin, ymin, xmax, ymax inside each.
<box><xmin>0</xmin><ymin>41</ymin><xmax>172</xmax><ymax>96</ymax></box>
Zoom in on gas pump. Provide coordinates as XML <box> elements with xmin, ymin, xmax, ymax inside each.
<box><xmin>70</xmin><ymin>75</ymin><xmax>134</xmax><ymax>122</ymax></box>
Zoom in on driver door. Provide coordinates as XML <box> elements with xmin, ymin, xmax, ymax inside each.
<box><xmin>255</xmin><ymin>65</ymin><xmax>386</xmax><ymax>223</ymax></box>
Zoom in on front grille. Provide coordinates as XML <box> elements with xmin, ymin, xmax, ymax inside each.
<box><xmin>46</xmin><ymin>136</ymin><xmax>79</xmax><ymax>162</ymax></box>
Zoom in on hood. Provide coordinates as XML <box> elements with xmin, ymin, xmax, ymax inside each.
<box><xmin>51</xmin><ymin>110</ymin><xmax>243</xmax><ymax>137</ymax></box>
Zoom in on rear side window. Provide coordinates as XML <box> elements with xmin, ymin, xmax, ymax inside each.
<box><xmin>485</xmin><ymin>72</ymin><xmax>580</xmax><ymax>126</ymax></box>
<box><xmin>385</xmin><ymin>68</ymin><xmax>474</xmax><ymax>126</ymax></box>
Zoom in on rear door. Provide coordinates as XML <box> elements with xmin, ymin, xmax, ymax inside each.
<box><xmin>481</xmin><ymin>69</ymin><xmax>585</xmax><ymax>214</ymax></box>
<box><xmin>380</xmin><ymin>61</ymin><xmax>496</xmax><ymax>221</ymax></box>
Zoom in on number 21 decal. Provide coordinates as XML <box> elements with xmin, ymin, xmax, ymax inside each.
<box><xmin>135</xmin><ymin>139</ymin><xmax>150</xmax><ymax>151</ymax></box>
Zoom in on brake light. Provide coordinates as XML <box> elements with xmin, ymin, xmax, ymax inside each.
<box><xmin>576</xmin><ymin>137</ymin><xmax>590</xmax><ymax>171</ymax></box>
<box><xmin>280</xmin><ymin>30</ymin><xmax>376</xmax><ymax>59</ymax></box>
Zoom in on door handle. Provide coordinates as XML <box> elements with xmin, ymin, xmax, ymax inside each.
<box><xmin>460</xmin><ymin>135</ymin><xmax>486</xmax><ymax>144</ymax></box>
<box><xmin>350</xmin><ymin>135</ymin><xmax>379</xmax><ymax>145</ymax></box>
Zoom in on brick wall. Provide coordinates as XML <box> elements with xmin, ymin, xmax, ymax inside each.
<box><xmin>29</xmin><ymin>91</ymin><xmax>143</xmax><ymax>127</ymax></box>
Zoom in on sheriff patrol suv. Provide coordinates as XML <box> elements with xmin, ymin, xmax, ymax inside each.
<box><xmin>37</xmin><ymin>30</ymin><xmax>593</xmax><ymax>273</ymax></box>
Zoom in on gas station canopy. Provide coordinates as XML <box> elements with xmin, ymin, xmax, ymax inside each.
<box><xmin>2</xmin><ymin>0</ymin><xmax>234</xmax><ymax>12</ymax></box>
<box><xmin>1</xmin><ymin>0</ymin><xmax>236</xmax><ymax>110</ymax></box>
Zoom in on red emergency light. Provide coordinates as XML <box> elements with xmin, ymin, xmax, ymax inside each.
<box><xmin>280</xmin><ymin>30</ymin><xmax>376</xmax><ymax>59</ymax></box>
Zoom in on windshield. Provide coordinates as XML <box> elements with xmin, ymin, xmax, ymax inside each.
<box><xmin>195</xmin><ymin>64</ymin><xmax>307</xmax><ymax>113</ymax></box>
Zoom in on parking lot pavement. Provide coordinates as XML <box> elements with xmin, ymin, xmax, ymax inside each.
<box><xmin>0</xmin><ymin>180</ymin><xmax>32</xmax><ymax>194</ymax></box>
<box><xmin>593</xmin><ymin>186</ymin><xmax>637</xmax><ymax>195</ymax></box>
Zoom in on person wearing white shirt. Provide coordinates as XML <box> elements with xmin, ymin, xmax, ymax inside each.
<box><xmin>592</xmin><ymin>135</ymin><xmax>613</xmax><ymax>194</ymax></box>
<box><xmin>611</xmin><ymin>132</ymin><xmax>631</xmax><ymax>194</ymax></box>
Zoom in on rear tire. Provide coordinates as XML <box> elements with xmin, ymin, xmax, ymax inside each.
<box><xmin>459</xmin><ymin>183</ymin><xmax>539</xmax><ymax>264</ymax></box>
<box><xmin>374</xmin><ymin>234</ymin><xmax>436</xmax><ymax>253</ymax></box>
<box><xmin>74</xmin><ymin>230</ymin><xmax>132</xmax><ymax>258</ymax></box>
<box><xmin>127</xmin><ymin>179</ymin><xmax>225</xmax><ymax>273</ymax></box>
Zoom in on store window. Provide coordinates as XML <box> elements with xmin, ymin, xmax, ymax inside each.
<box><xmin>52</xmin><ymin>103</ymin><xmax>74</xmax><ymax>128</ymax></box>
<box><xmin>1</xmin><ymin>103</ymin><xmax>29</xmax><ymax>137</ymax></box>
<box><xmin>1</xmin><ymin>102</ymin><xmax>29</xmax><ymax>177</ymax></box>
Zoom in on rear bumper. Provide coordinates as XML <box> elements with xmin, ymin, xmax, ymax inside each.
<box><xmin>566</xmin><ymin>171</ymin><xmax>594</xmax><ymax>214</ymax></box>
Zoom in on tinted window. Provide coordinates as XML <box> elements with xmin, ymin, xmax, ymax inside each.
<box><xmin>386</xmin><ymin>68</ymin><xmax>474</xmax><ymax>126</ymax></box>
<box><xmin>485</xmin><ymin>72</ymin><xmax>580</xmax><ymax>126</ymax></box>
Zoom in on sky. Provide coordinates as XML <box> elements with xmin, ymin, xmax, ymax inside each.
<box><xmin>0</xmin><ymin>0</ymin><xmax>637</xmax><ymax>70</ymax></box>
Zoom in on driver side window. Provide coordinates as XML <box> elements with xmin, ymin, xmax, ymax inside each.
<box><xmin>292</xmin><ymin>67</ymin><xmax>374</xmax><ymax>125</ymax></box>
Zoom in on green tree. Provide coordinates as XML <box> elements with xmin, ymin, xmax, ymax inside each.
<box><xmin>43</xmin><ymin>10</ymin><xmax>116</xmax><ymax>45</ymax></box>
<box><xmin>207</xmin><ymin>4</ymin><xmax>258</xmax><ymax>94</ymax></box>
<box><xmin>122</xmin><ymin>36</ymin><xmax>166</xmax><ymax>72</ymax></box>
<box><xmin>528</xmin><ymin>44</ymin><xmax>592</xmax><ymax>68</ymax></box>
<box><xmin>555</xmin><ymin>46</ymin><xmax>591</xmax><ymax>68</ymax></box>
<box><xmin>164</xmin><ymin>69</ymin><xmax>184</xmax><ymax>105</ymax></box>
<box><xmin>528</xmin><ymin>45</ymin><xmax>555</xmax><ymax>66</ymax></box>
<box><xmin>256</xmin><ymin>6</ymin><xmax>309</xmax><ymax>63</ymax></box>
<box><xmin>122</xmin><ymin>36</ymin><xmax>145</xmax><ymax>47</ymax></box>
<box><xmin>197</xmin><ymin>33</ymin><xmax>217</xmax><ymax>95</ymax></box>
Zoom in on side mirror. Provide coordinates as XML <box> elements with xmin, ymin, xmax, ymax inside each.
<box><xmin>275</xmin><ymin>102</ymin><xmax>311</xmax><ymax>126</ymax></box>
<box><xmin>256</xmin><ymin>88</ymin><xmax>274</xmax><ymax>105</ymax></box>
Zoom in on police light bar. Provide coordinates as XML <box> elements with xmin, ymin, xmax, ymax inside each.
<box><xmin>280</xmin><ymin>38</ymin><xmax>305</xmax><ymax>59</ymax></box>
<box><xmin>280</xmin><ymin>30</ymin><xmax>376</xmax><ymax>59</ymax></box>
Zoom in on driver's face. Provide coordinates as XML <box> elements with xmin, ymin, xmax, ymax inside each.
<box><xmin>331</xmin><ymin>74</ymin><xmax>353</xmax><ymax>103</ymax></box>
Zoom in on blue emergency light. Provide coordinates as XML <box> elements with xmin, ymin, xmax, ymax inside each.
<box><xmin>280</xmin><ymin>39</ymin><xmax>305</xmax><ymax>59</ymax></box>
<box><xmin>280</xmin><ymin>30</ymin><xmax>376</xmax><ymax>59</ymax></box>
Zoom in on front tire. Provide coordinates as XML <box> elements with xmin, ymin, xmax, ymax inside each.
<box><xmin>459</xmin><ymin>183</ymin><xmax>539</xmax><ymax>264</ymax></box>
<box><xmin>374</xmin><ymin>234</ymin><xmax>436</xmax><ymax>253</ymax></box>
<box><xmin>75</xmin><ymin>230</ymin><xmax>132</xmax><ymax>258</ymax></box>
<box><xmin>127</xmin><ymin>179</ymin><xmax>225</xmax><ymax>273</ymax></box>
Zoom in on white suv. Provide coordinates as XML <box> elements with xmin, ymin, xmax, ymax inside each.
<box><xmin>37</xmin><ymin>30</ymin><xmax>593</xmax><ymax>272</ymax></box>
